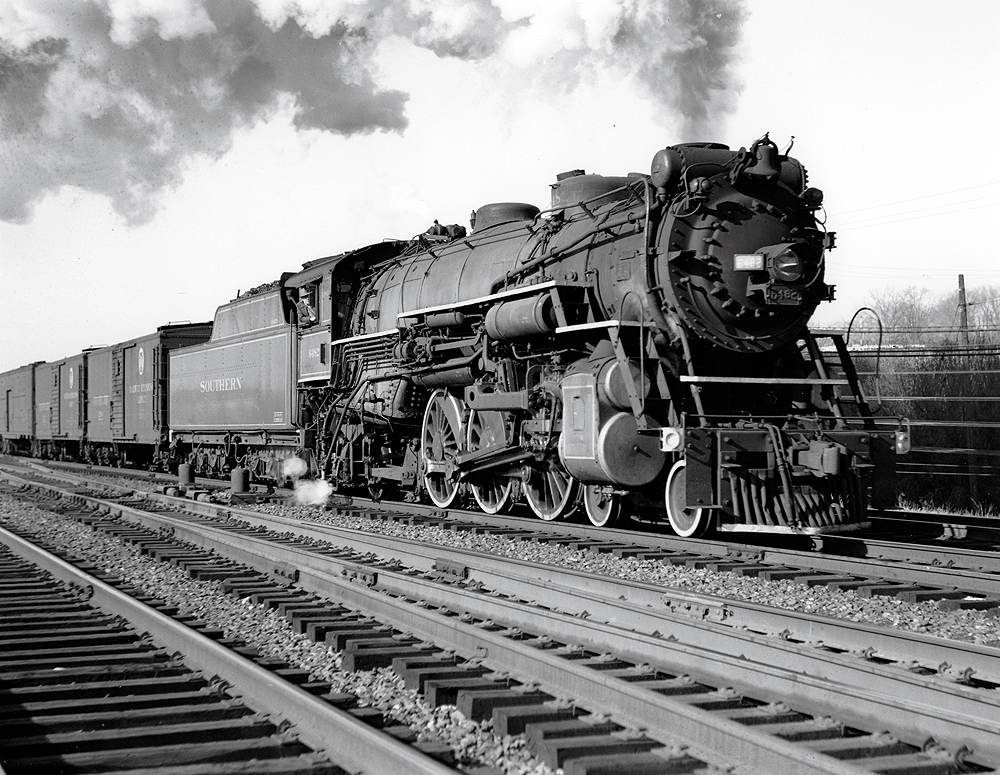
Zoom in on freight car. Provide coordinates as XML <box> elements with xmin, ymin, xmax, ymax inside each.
<box><xmin>32</xmin><ymin>354</ymin><xmax>86</xmax><ymax>460</ymax></box>
<box><xmin>169</xmin><ymin>134</ymin><xmax>909</xmax><ymax>534</ymax></box>
<box><xmin>0</xmin><ymin>324</ymin><xmax>212</xmax><ymax>465</ymax></box>
<box><xmin>0</xmin><ymin>363</ymin><xmax>40</xmax><ymax>456</ymax></box>
<box><xmin>83</xmin><ymin>324</ymin><xmax>213</xmax><ymax>467</ymax></box>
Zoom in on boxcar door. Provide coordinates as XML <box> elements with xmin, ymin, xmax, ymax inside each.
<box><xmin>152</xmin><ymin>345</ymin><xmax>165</xmax><ymax>432</ymax></box>
<box><xmin>123</xmin><ymin>344</ymin><xmax>154</xmax><ymax>439</ymax></box>
<box><xmin>111</xmin><ymin>348</ymin><xmax>125</xmax><ymax>438</ymax></box>
<box><xmin>123</xmin><ymin>345</ymin><xmax>137</xmax><ymax>439</ymax></box>
<box><xmin>50</xmin><ymin>366</ymin><xmax>60</xmax><ymax>436</ymax></box>
<box><xmin>64</xmin><ymin>360</ymin><xmax>83</xmax><ymax>438</ymax></box>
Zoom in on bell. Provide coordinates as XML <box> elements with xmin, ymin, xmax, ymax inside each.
<box><xmin>744</xmin><ymin>139</ymin><xmax>781</xmax><ymax>178</ymax></box>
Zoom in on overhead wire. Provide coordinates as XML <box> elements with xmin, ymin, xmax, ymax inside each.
<box><xmin>830</xmin><ymin>179</ymin><xmax>1000</xmax><ymax>217</ymax></box>
<box><xmin>834</xmin><ymin>199</ymin><xmax>1000</xmax><ymax>231</ymax></box>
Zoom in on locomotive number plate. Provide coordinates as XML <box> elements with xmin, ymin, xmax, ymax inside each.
<box><xmin>765</xmin><ymin>286</ymin><xmax>803</xmax><ymax>306</ymax></box>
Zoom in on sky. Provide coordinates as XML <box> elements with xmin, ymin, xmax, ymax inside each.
<box><xmin>2</xmin><ymin>0</ymin><xmax>1000</xmax><ymax>372</ymax></box>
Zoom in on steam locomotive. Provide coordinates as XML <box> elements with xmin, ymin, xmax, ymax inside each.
<box><xmin>0</xmin><ymin>135</ymin><xmax>908</xmax><ymax>535</ymax></box>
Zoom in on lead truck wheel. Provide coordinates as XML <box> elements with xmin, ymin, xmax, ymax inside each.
<box><xmin>582</xmin><ymin>485</ymin><xmax>624</xmax><ymax>528</ymax></box>
<box><xmin>665</xmin><ymin>459</ymin><xmax>712</xmax><ymax>537</ymax></box>
<box><xmin>421</xmin><ymin>390</ymin><xmax>465</xmax><ymax>508</ymax></box>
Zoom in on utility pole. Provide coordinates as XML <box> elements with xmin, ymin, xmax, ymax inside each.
<box><xmin>958</xmin><ymin>274</ymin><xmax>970</xmax><ymax>349</ymax></box>
<box><xmin>958</xmin><ymin>274</ymin><xmax>979</xmax><ymax>504</ymax></box>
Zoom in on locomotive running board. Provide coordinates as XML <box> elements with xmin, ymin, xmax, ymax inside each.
<box><xmin>679</xmin><ymin>375</ymin><xmax>849</xmax><ymax>385</ymax></box>
<box><xmin>329</xmin><ymin>329</ymin><xmax>397</xmax><ymax>348</ymax></box>
<box><xmin>554</xmin><ymin>319</ymin><xmax>643</xmax><ymax>334</ymax></box>
<box><xmin>395</xmin><ymin>280</ymin><xmax>559</xmax><ymax>321</ymax></box>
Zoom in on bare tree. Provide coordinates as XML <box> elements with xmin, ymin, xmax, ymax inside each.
<box><xmin>833</xmin><ymin>282</ymin><xmax>1000</xmax><ymax>512</ymax></box>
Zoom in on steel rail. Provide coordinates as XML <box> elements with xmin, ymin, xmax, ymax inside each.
<box><xmin>16</xmin><ymin>464</ymin><xmax>998</xmax><ymax>690</ymax></box>
<box><xmin>37</xmin><ymin>486</ymin><xmax>1000</xmax><ymax>771</ymax></box>
<box><xmin>0</xmin><ymin>522</ymin><xmax>459</xmax><ymax>775</ymax></box>
<box><xmin>4</xmin><ymin>503</ymin><xmax>865</xmax><ymax>774</ymax></box>
<box><xmin>872</xmin><ymin>508</ymin><xmax>1000</xmax><ymax>534</ymax></box>
<box><xmin>16</xmin><ymin>458</ymin><xmax>1000</xmax><ymax>578</ymax></box>
<box><xmin>168</xmin><ymin>513</ymin><xmax>1000</xmax><ymax>754</ymax></box>
<box><xmin>8</xmin><ymin>466</ymin><xmax>1000</xmax><ymax>766</ymax></box>
<box><xmin>816</xmin><ymin>530</ymin><xmax>1000</xmax><ymax>574</ymax></box>
<box><xmin>445</xmin><ymin>507</ymin><xmax>1000</xmax><ymax>592</ymax></box>
<box><xmin>174</xmin><ymin>488</ymin><xmax>1000</xmax><ymax>596</ymax></box>
<box><xmin>115</xmin><ymin>496</ymin><xmax>1000</xmax><ymax>687</ymax></box>
<box><xmin>6</xmin><ymin>464</ymin><xmax>1000</xmax><ymax>661</ymax></box>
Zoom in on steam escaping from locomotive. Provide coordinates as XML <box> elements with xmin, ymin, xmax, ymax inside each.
<box><xmin>0</xmin><ymin>0</ymin><xmax>746</xmax><ymax>224</ymax></box>
<box><xmin>292</xmin><ymin>479</ymin><xmax>333</xmax><ymax>507</ymax></box>
<box><xmin>280</xmin><ymin>456</ymin><xmax>309</xmax><ymax>480</ymax></box>
<box><xmin>280</xmin><ymin>456</ymin><xmax>331</xmax><ymax>505</ymax></box>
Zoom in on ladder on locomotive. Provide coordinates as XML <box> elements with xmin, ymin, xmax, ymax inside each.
<box><xmin>805</xmin><ymin>328</ymin><xmax>877</xmax><ymax>430</ymax></box>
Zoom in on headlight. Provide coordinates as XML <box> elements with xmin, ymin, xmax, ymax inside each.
<box><xmin>769</xmin><ymin>247</ymin><xmax>804</xmax><ymax>282</ymax></box>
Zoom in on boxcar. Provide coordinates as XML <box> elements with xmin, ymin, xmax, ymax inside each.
<box><xmin>31</xmin><ymin>355</ymin><xmax>86</xmax><ymax>458</ymax></box>
<box><xmin>169</xmin><ymin>286</ymin><xmax>299</xmax><ymax>479</ymax></box>
<box><xmin>0</xmin><ymin>363</ymin><xmax>40</xmax><ymax>455</ymax></box>
<box><xmin>85</xmin><ymin>323</ymin><xmax>212</xmax><ymax>468</ymax></box>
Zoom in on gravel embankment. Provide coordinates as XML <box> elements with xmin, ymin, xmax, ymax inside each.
<box><xmin>248</xmin><ymin>502</ymin><xmax>1000</xmax><ymax>649</ymax></box>
<box><xmin>0</xmin><ymin>493</ymin><xmax>554</xmax><ymax>775</ymax></box>
<box><xmin>32</xmin><ymin>469</ymin><xmax>1000</xmax><ymax>647</ymax></box>
<box><xmin>57</xmin><ymin>471</ymin><xmax>1000</xmax><ymax>648</ymax></box>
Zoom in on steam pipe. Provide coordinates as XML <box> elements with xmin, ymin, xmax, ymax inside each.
<box><xmin>495</xmin><ymin>199</ymin><xmax>663</xmax><ymax>290</ymax></box>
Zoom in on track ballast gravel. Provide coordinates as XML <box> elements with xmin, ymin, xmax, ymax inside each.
<box><xmin>0</xmin><ymin>493</ymin><xmax>554</xmax><ymax>775</ymax></box>
<box><xmin>247</xmin><ymin>502</ymin><xmax>1000</xmax><ymax>648</ymax></box>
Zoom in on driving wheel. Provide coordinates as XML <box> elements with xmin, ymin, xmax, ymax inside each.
<box><xmin>421</xmin><ymin>389</ymin><xmax>464</xmax><ymax>508</ymax></box>
<box><xmin>467</xmin><ymin>409</ymin><xmax>515</xmax><ymax>514</ymax></box>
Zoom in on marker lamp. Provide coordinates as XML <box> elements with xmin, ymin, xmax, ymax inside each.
<box><xmin>659</xmin><ymin>427</ymin><xmax>683</xmax><ymax>452</ymax></box>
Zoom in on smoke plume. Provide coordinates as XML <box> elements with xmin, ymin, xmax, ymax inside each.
<box><xmin>615</xmin><ymin>0</ymin><xmax>747</xmax><ymax>139</ymax></box>
<box><xmin>0</xmin><ymin>0</ymin><xmax>746</xmax><ymax>224</ymax></box>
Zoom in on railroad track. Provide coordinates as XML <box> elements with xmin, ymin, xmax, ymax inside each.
<box><xmin>21</xmin><ymin>456</ymin><xmax>1000</xmax><ymax>558</ymax></box>
<box><xmin>0</xmin><ymin>493</ymin><xmax>466</xmax><ymax>774</ymax></box>
<box><xmin>2</xmin><ymin>466</ymin><xmax>998</xmax><ymax>774</ymax></box>
<box><xmin>0</xmin><ymin>541</ymin><xmax>355</xmax><ymax>775</ymax></box>
<box><xmin>8</xmin><ymin>458</ymin><xmax>1000</xmax><ymax>617</ymax></box>
<box><xmin>867</xmin><ymin>508</ymin><xmax>1000</xmax><ymax>548</ymax></box>
<box><xmin>25</xmin><ymin>456</ymin><xmax>1000</xmax><ymax>565</ymax></box>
